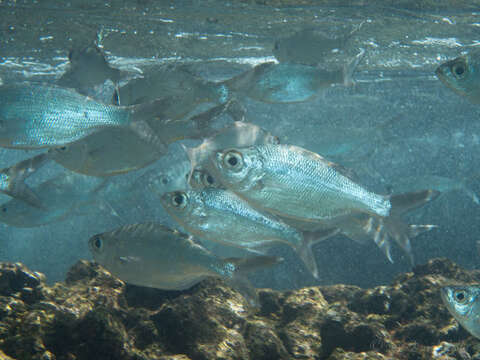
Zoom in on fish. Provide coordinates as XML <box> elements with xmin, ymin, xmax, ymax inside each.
<box><xmin>160</xmin><ymin>187</ymin><xmax>339</xmax><ymax>279</ymax></box>
<box><xmin>224</xmin><ymin>49</ymin><xmax>364</xmax><ymax>103</ymax></box>
<box><xmin>0</xmin><ymin>83</ymin><xmax>211</xmax><ymax>150</ymax></box>
<box><xmin>184</xmin><ymin>121</ymin><xmax>279</xmax><ymax>185</ymax></box>
<box><xmin>210</xmin><ymin>144</ymin><xmax>439</xmax><ymax>264</ymax></box>
<box><xmin>0</xmin><ymin>171</ymin><xmax>105</xmax><ymax>227</ymax></box>
<box><xmin>89</xmin><ymin>222</ymin><xmax>283</xmax><ymax>305</ymax></box>
<box><xmin>435</xmin><ymin>51</ymin><xmax>480</xmax><ymax>104</ymax></box>
<box><xmin>0</xmin><ymin>153</ymin><xmax>50</xmax><ymax>207</ymax></box>
<box><xmin>57</xmin><ymin>43</ymin><xmax>123</xmax><ymax>100</ymax></box>
<box><xmin>273</xmin><ymin>26</ymin><xmax>360</xmax><ymax>65</ymax></box>
<box><xmin>441</xmin><ymin>285</ymin><xmax>480</xmax><ymax>339</ymax></box>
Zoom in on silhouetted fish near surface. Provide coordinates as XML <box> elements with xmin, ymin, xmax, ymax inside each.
<box><xmin>225</xmin><ymin>49</ymin><xmax>364</xmax><ymax>103</ymax></box>
<box><xmin>0</xmin><ymin>84</ymin><xmax>188</xmax><ymax>150</ymax></box>
<box><xmin>161</xmin><ymin>188</ymin><xmax>337</xmax><ymax>279</ymax></box>
<box><xmin>441</xmin><ymin>285</ymin><xmax>480</xmax><ymax>339</ymax></box>
<box><xmin>436</xmin><ymin>51</ymin><xmax>480</xmax><ymax>104</ymax></box>
<box><xmin>0</xmin><ymin>153</ymin><xmax>50</xmax><ymax>208</ymax></box>
<box><xmin>0</xmin><ymin>172</ymin><xmax>105</xmax><ymax>227</ymax></box>
<box><xmin>210</xmin><ymin>144</ymin><xmax>439</xmax><ymax>265</ymax></box>
<box><xmin>273</xmin><ymin>26</ymin><xmax>361</xmax><ymax>65</ymax></box>
<box><xmin>57</xmin><ymin>43</ymin><xmax>123</xmax><ymax>98</ymax></box>
<box><xmin>89</xmin><ymin>222</ymin><xmax>283</xmax><ymax>306</ymax></box>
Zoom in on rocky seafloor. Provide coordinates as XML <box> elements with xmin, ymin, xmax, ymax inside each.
<box><xmin>0</xmin><ymin>258</ymin><xmax>478</xmax><ymax>360</ymax></box>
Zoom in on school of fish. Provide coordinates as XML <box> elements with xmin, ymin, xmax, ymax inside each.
<box><xmin>1</xmin><ymin>28</ymin><xmax>478</xmax><ymax>320</ymax></box>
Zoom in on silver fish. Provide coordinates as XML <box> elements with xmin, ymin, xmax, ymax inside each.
<box><xmin>441</xmin><ymin>286</ymin><xmax>480</xmax><ymax>339</ymax></box>
<box><xmin>160</xmin><ymin>188</ymin><xmax>338</xmax><ymax>279</ymax></box>
<box><xmin>0</xmin><ymin>83</ymin><xmax>173</xmax><ymax>150</ymax></box>
<box><xmin>210</xmin><ymin>144</ymin><xmax>439</xmax><ymax>265</ymax></box>
<box><xmin>89</xmin><ymin>222</ymin><xmax>282</xmax><ymax>305</ymax></box>
<box><xmin>224</xmin><ymin>49</ymin><xmax>364</xmax><ymax>104</ymax></box>
<box><xmin>0</xmin><ymin>171</ymin><xmax>104</xmax><ymax>227</ymax></box>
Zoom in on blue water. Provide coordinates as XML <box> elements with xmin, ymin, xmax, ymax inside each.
<box><xmin>0</xmin><ymin>0</ymin><xmax>479</xmax><ymax>291</ymax></box>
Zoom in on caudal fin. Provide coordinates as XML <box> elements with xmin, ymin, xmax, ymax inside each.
<box><xmin>225</xmin><ymin>255</ymin><xmax>283</xmax><ymax>307</ymax></box>
<box><xmin>343</xmin><ymin>48</ymin><xmax>365</xmax><ymax>86</ymax></box>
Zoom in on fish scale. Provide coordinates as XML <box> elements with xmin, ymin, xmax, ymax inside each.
<box><xmin>0</xmin><ymin>84</ymin><xmax>131</xmax><ymax>148</ymax></box>
<box><xmin>213</xmin><ymin>144</ymin><xmax>390</xmax><ymax>223</ymax></box>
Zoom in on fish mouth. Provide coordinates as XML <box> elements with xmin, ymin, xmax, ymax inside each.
<box><xmin>440</xmin><ymin>287</ymin><xmax>452</xmax><ymax>305</ymax></box>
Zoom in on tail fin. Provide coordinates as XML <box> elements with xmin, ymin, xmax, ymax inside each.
<box><xmin>343</xmin><ymin>48</ymin><xmax>365</xmax><ymax>86</ymax></box>
<box><xmin>225</xmin><ymin>255</ymin><xmax>283</xmax><ymax>307</ymax></box>
<box><xmin>0</xmin><ymin>153</ymin><xmax>51</xmax><ymax>208</ymax></box>
<box><xmin>390</xmin><ymin>189</ymin><xmax>440</xmax><ymax>216</ymax></box>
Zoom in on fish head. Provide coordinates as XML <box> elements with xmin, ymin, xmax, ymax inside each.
<box><xmin>188</xmin><ymin>169</ymin><xmax>219</xmax><ymax>189</ymax></box>
<box><xmin>160</xmin><ymin>190</ymin><xmax>206</xmax><ymax>222</ymax></box>
<box><xmin>209</xmin><ymin>147</ymin><xmax>264</xmax><ymax>192</ymax></box>
<box><xmin>435</xmin><ymin>55</ymin><xmax>479</xmax><ymax>102</ymax></box>
<box><xmin>441</xmin><ymin>285</ymin><xmax>480</xmax><ymax>338</ymax></box>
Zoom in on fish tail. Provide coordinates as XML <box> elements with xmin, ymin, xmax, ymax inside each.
<box><xmin>0</xmin><ymin>153</ymin><xmax>51</xmax><ymax>208</ymax></box>
<box><xmin>225</xmin><ymin>255</ymin><xmax>283</xmax><ymax>307</ymax></box>
<box><xmin>343</xmin><ymin>48</ymin><xmax>365</xmax><ymax>86</ymax></box>
<box><xmin>389</xmin><ymin>189</ymin><xmax>440</xmax><ymax>216</ymax></box>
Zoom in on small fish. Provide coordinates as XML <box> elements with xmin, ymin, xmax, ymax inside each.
<box><xmin>184</xmin><ymin>121</ymin><xmax>279</xmax><ymax>184</ymax></box>
<box><xmin>0</xmin><ymin>153</ymin><xmax>50</xmax><ymax>207</ymax></box>
<box><xmin>0</xmin><ymin>84</ymin><xmax>207</xmax><ymax>150</ymax></box>
<box><xmin>57</xmin><ymin>43</ymin><xmax>123</xmax><ymax>100</ymax></box>
<box><xmin>210</xmin><ymin>144</ymin><xmax>439</xmax><ymax>264</ymax></box>
<box><xmin>441</xmin><ymin>285</ymin><xmax>480</xmax><ymax>338</ymax></box>
<box><xmin>273</xmin><ymin>26</ymin><xmax>360</xmax><ymax>65</ymax></box>
<box><xmin>160</xmin><ymin>188</ymin><xmax>338</xmax><ymax>279</ymax></box>
<box><xmin>224</xmin><ymin>49</ymin><xmax>364</xmax><ymax>104</ymax></box>
<box><xmin>435</xmin><ymin>51</ymin><xmax>480</xmax><ymax>104</ymax></box>
<box><xmin>0</xmin><ymin>171</ymin><xmax>105</xmax><ymax>227</ymax></box>
<box><xmin>89</xmin><ymin>222</ymin><xmax>282</xmax><ymax>305</ymax></box>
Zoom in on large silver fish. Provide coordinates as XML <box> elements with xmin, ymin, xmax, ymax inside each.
<box><xmin>0</xmin><ymin>83</ymin><xmax>172</xmax><ymax>149</ymax></box>
<box><xmin>435</xmin><ymin>50</ymin><xmax>480</xmax><ymax>104</ymax></box>
<box><xmin>89</xmin><ymin>222</ymin><xmax>282</xmax><ymax>305</ymax></box>
<box><xmin>210</xmin><ymin>144</ymin><xmax>438</xmax><ymax>264</ymax></box>
<box><xmin>441</xmin><ymin>285</ymin><xmax>480</xmax><ymax>339</ymax></box>
<box><xmin>160</xmin><ymin>187</ymin><xmax>337</xmax><ymax>279</ymax></box>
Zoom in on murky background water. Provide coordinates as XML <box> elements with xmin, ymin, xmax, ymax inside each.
<box><xmin>1</xmin><ymin>0</ymin><xmax>479</xmax><ymax>290</ymax></box>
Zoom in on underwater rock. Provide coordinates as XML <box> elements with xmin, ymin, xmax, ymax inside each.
<box><xmin>0</xmin><ymin>258</ymin><xmax>479</xmax><ymax>359</ymax></box>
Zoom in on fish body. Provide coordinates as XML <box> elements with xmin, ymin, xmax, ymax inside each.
<box><xmin>89</xmin><ymin>222</ymin><xmax>282</xmax><ymax>305</ymax></box>
<box><xmin>435</xmin><ymin>51</ymin><xmax>480</xmax><ymax>104</ymax></box>
<box><xmin>0</xmin><ymin>84</ymin><xmax>131</xmax><ymax>149</ymax></box>
<box><xmin>0</xmin><ymin>172</ymin><xmax>104</xmax><ymax>227</ymax></box>
<box><xmin>160</xmin><ymin>187</ymin><xmax>335</xmax><ymax>278</ymax></box>
<box><xmin>225</xmin><ymin>62</ymin><xmax>343</xmax><ymax>103</ymax></box>
<box><xmin>441</xmin><ymin>286</ymin><xmax>480</xmax><ymax>339</ymax></box>
<box><xmin>210</xmin><ymin>144</ymin><xmax>391</xmax><ymax>223</ymax></box>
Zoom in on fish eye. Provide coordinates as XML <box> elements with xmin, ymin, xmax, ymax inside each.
<box><xmin>202</xmin><ymin>172</ymin><xmax>215</xmax><ymax>187</ymax></box>
<box><xmin>222</xmin><ymin>150</ymin><xmax>243</xmax><ymax>172</ymax></box>
<box><xmin>92</xmin><ymin>235</ymin><xmax>103</xmax><ymax>251</ymax></box>
<box><xmin>451</xmin><ymin>61</ymin><xmax>467</xmax><ymax>79</ymax></box>
<box><xmin>454</xmin><ymin>290</ymin><xmax>468</xmax><ymax>304</ymax></box>
<box><xmin>171</xmin><ymin>191</ymin><xmax>188</xmax><ymax>209</ymax></box>
<box><xmin>58</xmin><ymin>146</ymin><xmax>67</xmax><ymax>151</ymax></box>
<box><xmin>1</xmin><ymin>206</ymin><xmax>6</xmax><ymax>213</ymax></box>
